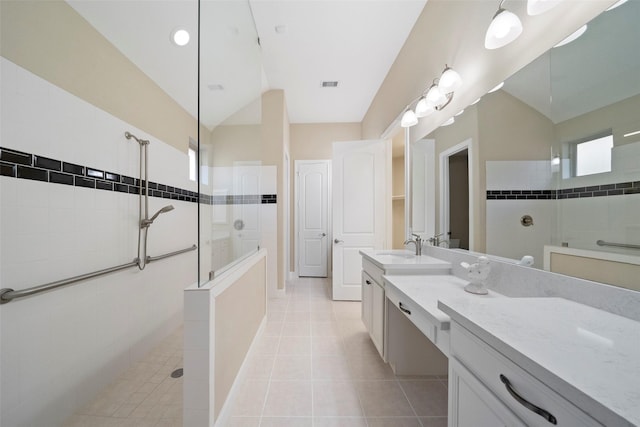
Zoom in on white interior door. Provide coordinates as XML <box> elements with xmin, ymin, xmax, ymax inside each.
<box><xmin>297</xmin><ymin>161</ymin><xmax>330</xmax><ymax>277</ymax></box>
<box><xmin>332</xmin><ymin>140</ymin><xmax>388</xmax><ymax>300</ymax></box>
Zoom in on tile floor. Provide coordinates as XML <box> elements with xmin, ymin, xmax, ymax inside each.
<box><xmin>63</xmin><ymin>277</ymin><xmax>448</xmax><ymax>427</ymax></box>
<box><xmin>63</xmin><ymin>328</ymin><xmax>184</xmax><ymax>427</ymax></box>
<box><xmin>226</xmin><ymin>277</ymin><xmax>448</xmax><ymax>427</ymax></box>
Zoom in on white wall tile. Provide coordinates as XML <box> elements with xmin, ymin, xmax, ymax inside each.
<box><xmin>1</xmin><ymin>57</ymin><xmax>198</xmax><ymax>426</ymax></box>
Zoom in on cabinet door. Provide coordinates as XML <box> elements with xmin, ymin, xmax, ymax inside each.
<box><xmin>370</xmin><ymin>280</ymin><xmax>384</xmax><ymax>356</ymax></box>
<box><xmin>361</xmin><ymin>272</ymin><xmax>373</xmax><ymax>332</ymax></box>
<box><xmin>449</xmin><ymin>358</ymin><xmax>526</xmax><ymax>427</ymax></box>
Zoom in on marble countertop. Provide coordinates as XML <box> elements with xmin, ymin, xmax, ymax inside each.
<box><xmin>438</xmin><ymin>297</ymin><xmax>640</xmax><ymax>427</ymax></box>
<box><xmin>360</xmin><ymin>249</ymin><xmax>451</xmax><ymax>271</ymax></box>
<box><xmin>383</xmin><ymin>274</ymin><xmax>504</xmax><ymax>330</ymax></box>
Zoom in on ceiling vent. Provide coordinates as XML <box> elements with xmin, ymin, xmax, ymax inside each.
<box><xmin>321</xmin><ymin>81</ymin><xmax>339</xmax><ymax>88</ymax></box>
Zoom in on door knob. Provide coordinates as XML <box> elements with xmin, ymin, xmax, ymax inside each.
<box><xmin>319</xmin><ymin>233</ymin><xmax>327</xmax><ymax>237</ymax></box>
<box><xmin>334</xmin><ymin>238</ymin><xmax>343</xmax><ymax>244</ymax></box>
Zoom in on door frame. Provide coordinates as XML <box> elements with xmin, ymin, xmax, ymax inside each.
<box><xmin>439</xmin><ymin>139</ymin><xmax>474</xmax><ymax>250</ymax></box>
<box><xmin>294</xmin><ymin>159</ymin><xmax>332</xmax><ymax>278</ymax></box>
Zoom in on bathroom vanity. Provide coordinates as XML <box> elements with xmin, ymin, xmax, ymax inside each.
<box><xmin>360</xmin><ymin>248</ymin><xmax>640</xmax><ymax>426</ymax></box>
<box><xmin>440</xmin><ymin>297</ymin><xmax>640</xmax><ymax>427</ymax></box>
<box><xmin>359</xmin><ymin>249</ymin><xmax>451</xmax><ymax>359</ymax></box>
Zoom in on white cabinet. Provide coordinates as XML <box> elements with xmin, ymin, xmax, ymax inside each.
<box><xmin>449</xmin><ymin>322</ymin><xmax>602</xmax><ymax>427</ymax></box>
<box><xmin>449</xmin><ymin>357</ymin><xmax>526</xmax><ymax>427</ymax></box>
<box><xmin>361</xmin><ymin>269</ymin><xmax>384</xmax><ymax>357</ymax></box>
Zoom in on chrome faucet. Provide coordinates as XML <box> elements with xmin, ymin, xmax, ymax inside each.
<box><xmin>404</xmin><ymin>233</ymin><xmax>423</xmax><ymax>256</ymax></box>
<box><xmin>428</xmin><ymin>233</ymin><xmax>446</xmax><ymax>247</ymax></box>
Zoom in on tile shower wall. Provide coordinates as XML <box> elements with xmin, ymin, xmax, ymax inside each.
<box><xmin>556</xmin><ymin>141</ymin><xmax>640</xmax><ymax>254</ymax></box>
<box><xmin>485</xmin><ymin>160</ymin><xmax>554</xmax><ymax>268</ymax></box>
<box><xmin>0</xmin><ymin>58</ymin><xmax>197</xmax><ymax>426</ymax></box>
<box><xmin>209</xmin><ymin>165</ymin><xmax>278</xmax><ymax>296</ymax></box>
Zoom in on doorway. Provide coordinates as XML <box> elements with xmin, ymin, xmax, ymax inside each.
<box><xmin>439</xmin><ymin>139</ymin><xmax>473</xmax><ymax>250</ymax></box>
<box><xmin>295</xmin><ymin>160</ymin><xmax>331</xmax><ymax>278</ymax></box>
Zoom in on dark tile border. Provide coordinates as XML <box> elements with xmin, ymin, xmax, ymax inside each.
<box><xmin>0</xmin><ymin>146</ymin><xmax>278</xmax><ymax>205</ymax></box>
<box><xmin>487</xmin><ymin>181</ymin><xmax>640</xmax><ymax>200</ymax></box>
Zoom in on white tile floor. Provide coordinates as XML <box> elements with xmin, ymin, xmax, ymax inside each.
<box><xmin>64</xmin><ymin>277</ymin><xmax>448</xmax><ymax>427</ymax></box>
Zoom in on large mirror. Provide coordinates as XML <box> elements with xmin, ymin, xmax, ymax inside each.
<box><xmin>410</xmin><ymin>0</ymin><xmax>640</xmax><ymax>287</ymax></box>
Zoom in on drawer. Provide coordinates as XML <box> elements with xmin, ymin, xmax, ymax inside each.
<box><xmin>450</xmin><ymin>323</ymin><xmax>602</xmax><ymax>427</ymax></box>
<box><xmin>362</xmin><ymin>258</ymin><xmax>384</xmax><ymax>286</ymax></box>
<box><xmin>386</xmin><ymin>285</ymin><xmax>436</xmax><ymax>343</ymax></box>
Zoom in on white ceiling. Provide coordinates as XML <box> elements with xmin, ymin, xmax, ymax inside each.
<box><xmin>68</xmin><ymin>0</ymin><xmax>427</xmax><ymax>129</ymax></box>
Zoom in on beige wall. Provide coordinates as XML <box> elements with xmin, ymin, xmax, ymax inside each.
<box><xmin>550</xmin><ymin>253</ymin><xmax>640</xmax><ymax>292</ymax></box>
<box><xmin>261</xmin><ymin>90</ymin><xmax>289</xmax><ymax>289</ymax></box>
<box><xmin>214</xmin><ymin>256</ymin><xmax>266</xmax><ymax>417</ymax></box>
<box><xmin>554</xmin><ymin>93</ymin><xmax>640</xmax><ymax>150</ymax></box>
<box><xmin>209</xmin><ymin>125</ymin><xmax>262</xmax><ymax>167</ymax></box>
<box><xmin>0</xmin><ymin>0</ymin><xmax>197</xmax><ymax>152</ymax></box>
<box><xmin>290</xmin><ymin>123</ymin><xmax>362</xmax><ymax>161</ymax></box>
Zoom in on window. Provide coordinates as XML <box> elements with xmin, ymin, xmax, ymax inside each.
<box><xmin>571</xmin><ymin>132</ymin><xmax>613</xmax><ymax>177</ymax></box>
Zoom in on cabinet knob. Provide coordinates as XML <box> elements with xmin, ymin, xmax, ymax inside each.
<box><xmin>334</xmin><ymin>238</ymin><xmax>343</xmax><ymax>244</ymax></box>
<box><xmin>365</xmin><ymin>280</ymin><xmax>372</xmax><ymax>285</ymax></box>
<box><xmin>500</xmin><ymin>374</ymin><xmax>557</xmax><ymax>425</ymax></box>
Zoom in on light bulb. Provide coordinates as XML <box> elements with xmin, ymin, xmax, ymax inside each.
<box><xmin>171</xmin><ymin>28</ymin><xmax>190</xmax><ymax>46</ymax></box>
<box><xmin>400</xmin><ymin>109</ymin><xmax>418</xmax><ymax>128</ymax></box>
<box><xmin>439</xmin><ymin>66</ymin><xmax>463</xmax><ymax>93</ymax></box>
<box><xmin>426</xmin><ymin>84</ymin><xmax>447</xmax><ymax>107</ymax></box>
<box><xmin>415</xmin><ymin>97</ymin><xmax>435</xmax><ymax>118</ymax></box>
<box><xmin>485</xmin><ymin>8</ymin><xmax>523</xmax><ymax>50</ymax></box>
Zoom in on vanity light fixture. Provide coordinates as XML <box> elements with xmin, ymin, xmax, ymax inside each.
<box><xmin>554</xmin><ymin>25</ymin><xmax>587</xmax><ymax>48</ymax></box>
<box><xmin>488</xmin><ymin>81</ymin><xmax>504</xmax><ymax>93</ymax></box>
<box><xmin>400</xmin><ymin>108</ymin><xmax>418</xmax><ymax>128</ymax></box>
<box><xmin>527</xmin><ymin>0</ymin><xmax>561</xmax><ymax>16</ymax></box>
<box><xmin>394</xmin><ymin>65</ymin><xmax>462</xmax><ymax>128</ymax></box>
<box><xmin>171</xmin><ymin>28</ymin><xmax>190</xmax><ymax>46</ymax></box>
<box><xmin>485</xmin><ymin>1</ymin><xmax>523</xmax><ymax>50</ymax></box>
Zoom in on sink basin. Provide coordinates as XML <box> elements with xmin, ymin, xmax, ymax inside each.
<box><xmin>375</xmin><ymin>251</ymin><xmax>415</xmax><ymax>259</ymax></box>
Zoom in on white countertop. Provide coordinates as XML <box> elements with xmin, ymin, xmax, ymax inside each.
<box><xmin>383</xmin><ymin>274</ymin><xmax>504</xmax><ymax>330</ymax></box>
<box><xmin>360</xmin><ymin>249</ymin><xmax>451</xmax><ymax>271</ymax></box>
<box><xmin>438</xmin><ymin>297</ymin><xmax>640</xmax><ymax>427</ymax></box>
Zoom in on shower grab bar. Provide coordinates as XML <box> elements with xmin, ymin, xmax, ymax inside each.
<box><xmin>596</xmin><ymin>240</ymin><xmax>640</xmax><ymax>250</ymax></box>
<box><xmin>146</xmin><ymin>244</ymin><xmax>197</xmax><ymax>263</ymax></box>
<box><xmin>0</xmin><ymin>244</ymin><xmax>197</xmax><ymax>304</ymax></box>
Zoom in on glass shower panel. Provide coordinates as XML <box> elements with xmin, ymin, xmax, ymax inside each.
<box><xmin>198</xmin><ymin>0</ymin><xmax>263</xmax><ymax>286</ymax></box>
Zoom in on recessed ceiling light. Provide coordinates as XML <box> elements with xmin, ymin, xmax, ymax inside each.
<box><xmin>321</xmin><ymin>81</ymin><xmax>339</xmax><ymax>88</ymax></box>
<box><xmin>171</xmin><ymin>28</ymin><xmax>190</xmax><ymax>47</ymax></box>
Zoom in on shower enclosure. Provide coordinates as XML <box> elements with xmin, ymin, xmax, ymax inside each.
<box><xmin>0</xmin><ymin>0</ymin><xmax>262</xmax><ymax>425</ymax></box>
